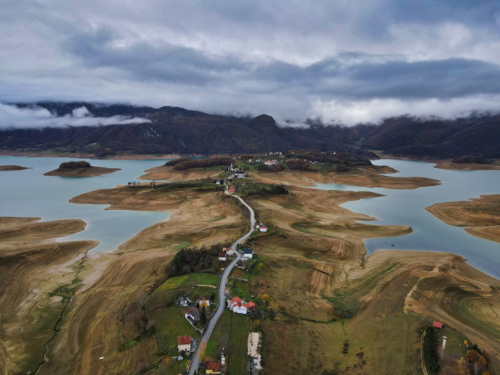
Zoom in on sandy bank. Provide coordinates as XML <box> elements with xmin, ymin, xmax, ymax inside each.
<box><xmin>0</xmin><ymin>165</ymin><xmax>29</xmax><ymax>171</ymax></box>
<box><xmin>0</xmin><ymin>216</ymin><xmax>96</xmax><ymax>375</ymax></box>
<box><xmin>139</xmin><ymin>164</ymin><xmax>220</xmax><ymax>181</ymax></box>
<box><xmin>434</xmin><ymin>161</ymin><xmax>500</xmax><ymax>170</ymax></box>
<box><xmin>44</xmin><ymin>166</ymin><xmax>120</xmax><ymax>177</ymax></box>
<box><xmin>426</xmin><ymin>194</ymin><xmax>500</xmax><ymax>243</ymax></box>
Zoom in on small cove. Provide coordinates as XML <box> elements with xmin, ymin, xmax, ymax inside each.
<box><xmin>0</xmin><ymin>156</ymin><xmax>171</xmax><ymax>253</ymax></box>
<box><xmin>310</xmin><ymin>159</ymin><xmax>500</xmax><ymax>278</ymax></box>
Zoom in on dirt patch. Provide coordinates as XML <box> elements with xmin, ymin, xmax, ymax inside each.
<box><xmin>426</xmin><ymin>194</ymin><xmax>500</xmax><ymax>243</ymax></box>
<box><xmin>44</xmin><ymin>166</ymin><xmax>120</xmax><ymax>177</ymax></box>
<box><xmin>0</xmin><ymin>165</ymin><xmax>29</xmax><ymax>171</ymax></box>
<box><xmin>434</xmin><ymin>161</ymin><xmax>500</xmax><ymax>171</ymax></box>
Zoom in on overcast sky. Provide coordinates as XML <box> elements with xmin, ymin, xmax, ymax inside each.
<box><xmin>2</xmin><ymin>0</ymin><xmax>500</xmax><ymax>125</ymax></box>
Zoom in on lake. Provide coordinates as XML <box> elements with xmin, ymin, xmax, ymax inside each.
<box><xmin>310</xmin><ymin>159</ymin><xmax>500</xmax><ymax>278</ymax></box>
<box><xmin>1</xmin><ymin>156</ymin><xmax>499</xmax><ymax>277</ymax></box>
<box><xmin>0</xmin><ymin>156</ymin><xmax>171</xmax><ymax>253</ymax></box>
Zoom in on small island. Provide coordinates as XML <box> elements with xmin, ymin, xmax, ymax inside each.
<box><xmin>44</xmin><ymin>161</ymin><xmax>120</xmax><ymax>177</ymax></box>
<box><xmin>0</xmin><ymin>165</ymin><xmax>29</xmax><ymax>171</ymax></box>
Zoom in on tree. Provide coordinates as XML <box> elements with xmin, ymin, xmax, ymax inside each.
<box><xmin>210</xmin><ymin>292</ymin><xmax>215</xmax><ymax>301</ymax></box>
<box><xmin>262</xmin><ymin>293</ymin><xmax>272</xmax><ymax>304</ymax></box>
<box><xmin>465</xmin><ymin>350</ymin><xmax>486</xmax><ymax>375</ymax></box>
<box><xmin>200</xmin><ymin>306</ymin><xmax>207</xmax><ymax>326</ymax></box>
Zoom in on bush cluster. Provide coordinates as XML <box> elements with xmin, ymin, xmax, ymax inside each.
<box><xmin>168</xmin><ymin>244</ymin><xmax>230</xmax><ymax>276</ymax></box>
<box><xmin>59</xmin><ymin>161</ymin><xmax>91</xmax><ymax>169</ymax></box>
<box><xmin>171</xmin><ymin>157</ymin><xmax>234</xmax><ymax>170</ymax></box>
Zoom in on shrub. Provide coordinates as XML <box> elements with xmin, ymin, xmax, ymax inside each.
<box><xmin>59</xmin><ymin>161</ymin><xmax>91</xmax><ymax>169</ymax></box>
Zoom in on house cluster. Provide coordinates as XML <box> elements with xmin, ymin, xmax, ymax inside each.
<box><xmin>179</xmin><ymin>295</ymin><xmax>211</xmax><ymax>324</ymax></box>
<box><xmin>218</xmin><ymin>247</ymin><xmax>235</xmax><ymax>262</ymax></box>
<box><xmin>228</xmin><ymin>296</ymin><xmax>256</xmax><ymax>315</ymax></box>
<box><xmin>264</xmin><ymin>160</ymin><xmax>278</xmax><ymax>166</ymax></box>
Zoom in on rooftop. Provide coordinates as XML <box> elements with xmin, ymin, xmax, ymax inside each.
<box><xmin>178</xmin><ymin>335</ymin><xmax>191</xmax><ymax>345</ymax></box>
<box><xmin>206</xmin><ymin>361</ymin><xmax>221</xmax><ymax>372</ymax></box>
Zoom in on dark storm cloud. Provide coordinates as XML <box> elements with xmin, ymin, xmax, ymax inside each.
<box><xmin>62</xmin><ymin>29</ymin><xmax>500</xmax><ymax>100</ymax></box>
<box><xmin>1</xmin><ymin>0</ymin><xmax>500</xmax><ymax>124</ymax></box>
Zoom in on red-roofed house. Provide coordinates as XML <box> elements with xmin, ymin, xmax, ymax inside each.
<box><xmin>433</xmin><ymin>321</ymin><xmax>443</xmax><ymax>329</ymax></box>
<box><xmin>259</xmin><ymin>225</ymin><xmax>268</xmax><ymax>232</ymax></box>
<box><xmin>218</xmin><ymin>253</ymin><xmax>226</xmax><ymax>261</ymax></box>
<box><xmin>247</xmin><ymin>301</ymin><xmax>256</xmax><ymax>311</ymax></box>
<box><xmin>177</xmin><ymin>335</ymin><xmax>191</xmax><ymax>352</ymax></box>
<box><xmin>205</xmin><ymin>361</ymin><xmax>222</xmax><ymax>374</ymax></box>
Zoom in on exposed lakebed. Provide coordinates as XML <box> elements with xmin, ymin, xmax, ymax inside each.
<box><xmin>311</xmin><ymin>159</ymin><xmax>500</xmax><ymax>278</ymax></box>
<box><xmin>1</xmin><ymin>156</ymin><xmax>499</xmax><ymax>277</ymax></box>
<box><xmin>0</xmin><ymin>156</ymin><xmax>170</xmax><ymax>253</ymax></box>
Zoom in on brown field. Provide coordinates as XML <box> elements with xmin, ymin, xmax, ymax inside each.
<box><xmin>426</xmin><ymin>194</ymin><xmax>500</xmax><ymax>243</ymax></box>
<box><xmin>434</xmin><ymin>161</ymin><xmax>500</xmax><ymax>171</ymax></box>
<box><xmin>138</xmin><ymin>164</ymin><xmax>222</xmax><ymax>181</ymax></box>
<box><xmin>248</xmin><ymin>164</ymin><xmax>440</xmax><ymax>189</ymax></box>
<box><xmin>0</xmin><ymin>165</ymin><xmax>29</xmax><ymax>171</ymax></box>
<box><xmin>44</xmin><ymin>166</ymin><xmax>120</xmax><ymax>177</ymax></box>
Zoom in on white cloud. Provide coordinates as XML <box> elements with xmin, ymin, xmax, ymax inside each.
<box><xmin>311</xmin><ymin>95</ymin><xmax>500</xmax><ymax>126</ymax></box>
<box><xmin>0</xmin><ymin>104</ymin><xmax>149</xmax><ymax>129</ymax></box>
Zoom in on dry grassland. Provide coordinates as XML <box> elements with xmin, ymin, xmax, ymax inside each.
<box><xmin>38</xmin><ymin>186</ymin><xmax>247</xmax><ymax>375</ymax></box>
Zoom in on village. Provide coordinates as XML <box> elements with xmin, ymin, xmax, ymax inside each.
<box><xmin>169</xmin><ymin>223</ymin><xmax>268</xmax><ymax>375</ymax></box>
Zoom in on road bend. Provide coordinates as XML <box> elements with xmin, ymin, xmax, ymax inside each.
<box><xmin>188</xmin><ymin>186</ymin><xmax>256</xmax><ymax>375</ymax></box>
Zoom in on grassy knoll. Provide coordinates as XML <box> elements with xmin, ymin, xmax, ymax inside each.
<box><xmin>149</xmin><ymin>307</ymin><xmax>198</xmax><ymax>354</ymax></box>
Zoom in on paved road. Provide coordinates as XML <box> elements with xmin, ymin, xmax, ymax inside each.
<box><xmin>188</xmin><ymin>187</ymin><xmax>256</xmax><ymax>375</ymax></box>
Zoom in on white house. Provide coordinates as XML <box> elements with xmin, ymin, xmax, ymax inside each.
<box><xmin>218</xmin><ymin>253</ymin><xmax>227</xmax><ymax>261</ymax></box>
<box><xmin>243</xmin><ymin>248</ymin><xmax>253</xmax><ymax>260</ymax></box>
<box><xmin>226</xmin><ymin>247</ymin><xmax>235</xmax><ymax>256</ymax></box>
<box><xmin>177</xmin><ymin>335</ymin><xmax>191</xmax><ymax>353</ymax></box>
<box><xmin>259</xmin><ymin>225</ymin><xmax>268</xmax><ymax>232</ymax></box>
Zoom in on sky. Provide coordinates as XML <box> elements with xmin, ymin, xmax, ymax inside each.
<box><xmin>1</xmin><ymin>0</ymin><xmax>500</xmax><ymax>126</ymax></box>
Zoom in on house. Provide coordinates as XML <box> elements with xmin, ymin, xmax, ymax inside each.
<box><xmin>246</xmin><ymin>301</ymin><xmax>256</xmax><ymax>311</ymax></box>
<box><xmin>226</xmin><ymin>247</ymin><xmax>235</xmax><ymax>256</ymax></box>
<box><xmin>205</xmin><ymin>361</ymin><xmax>221</xmax><ymax>374</ymax></box>
<box><xmin>228</xmin><ymin>296</ymin><xmax>241</xmax><ymax>309</ymax></box>
<box><xmin>243</xmin><ymin>248</ymin><xmax>253</xmax><ymax>260</ymax></box>
<box><xmin>229</xmin><ymin>186</ymin><xmax>235</xmax><ymax>193</ymax></box>
<box><xmin>264</xmin><ymin>160</ymin><xmax>278</xmax><ymax>165</ymax></box>
<box><xmin>216</xmin><ymin>180</ymin><xmax>221</xmax><ymax>185</ymax></box>
<box><xmin>177</xmin><ymin>335</ymin><xmax>191</xmax><ymax>353</ymax></box>
<box><xmin>236</xmin><ymin>261</ymin><xmax>245</xmax><ymax>269</ymax></box>
<box><xmin>259</xmin><ymin>225</ymin><xmax>268</xmax><ymax>233</ymax></box>
<box><xmin>433</xmin><ymin>321</ymin><xmax>443</xmax><ymax>329</ymax></box>
<box><xmin>233</xmin><ymin>303</ymin><xmax>247</xmax><ymax>314</ymax></box>
<box><xmin>218</xmin><ymin>253</ymin><xmax>226</xmax><ymax>261</ymax></box>
<box><xmin>199</xmin><ymin>296</ymin><xmax>210</xmax><ymax>308</ymax></box>
<box><xmin>177</xmin><ymin>296</ymin><xmax>189</xmax><ymax>307</ymax></box>
<box><xmin>185</xmin><ymin>307</ymin><xmax>199</xmax><ymax>322</ymax></box>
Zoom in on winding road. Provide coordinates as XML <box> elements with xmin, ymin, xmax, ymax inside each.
<box><xmin>188</xmin><ymin>186</ymin><xmax>256</xmax><ymax>375</ymax></box>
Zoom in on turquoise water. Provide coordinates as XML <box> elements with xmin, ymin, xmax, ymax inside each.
<box><xmin>310</xmin><ymin>159</ymin><xmax>500</xmax><ymax>278</ymax></box>
<box><xmin>1</xmin><ymin>156</ymin><xmax>499</xmax><ymax>276</ymax></box>
<box><xmin>0</xmin><ymin>156</ymin><xmax>171</xmax><ymax>253</ymax></box>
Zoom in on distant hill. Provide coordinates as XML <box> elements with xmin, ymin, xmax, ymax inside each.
<box><xmin>357</xmin><ymin>115</ymin><xmax>500</xmax><ymax>158</ymax></box>
<box><xmin>0</xmin><ymin>102</ymin><xmax>359</xmax><ymax>156</ymax></box>
<box><xmin>1</xmin><ymin>102</ymin><xmax>499</xmax><ymax>158</ymax></box>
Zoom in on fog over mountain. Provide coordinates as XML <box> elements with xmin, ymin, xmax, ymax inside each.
<box><xmin>2</xmin><ymin>1</ymin><xmax>500</xmax><ymax>125</ymax></box>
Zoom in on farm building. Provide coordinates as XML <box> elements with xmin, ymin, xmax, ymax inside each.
<box><xmin>177</xmin><ymin>335</ymin><xmax>191</xmax><ymax>352</ymax></box>
<box><xmin>198</xmin><ymin>296</ymin><xmax>210</xmax><ymax>308</ymax></box>
<box><xmin>205</xmin><ymin>361</ymin><xmax>222</xmax><ymax>374</ymax></box>
<box><xmin>185</xmin><ymin>307</ymin><xmax>199</xmax><ymax>322</ymax></box>
<box><xmin>433</xmin><ymin>321</ymin><xmax>443</xmax><ymax>329</ymax></box>
<box><xmin>243</xmin><ymin>248</ymin><xmax>254</xmax><ymax>260</ymax></box>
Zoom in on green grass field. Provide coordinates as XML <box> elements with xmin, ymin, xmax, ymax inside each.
<box><xmin>150</xmin><ymin>307</ymin><xmax>197</xmax><ymax>354</ymax></box>
<box><xmin>228</xmin><ymin>313</ymin><xmax>249</xmax><ymax>375</ymax></box>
